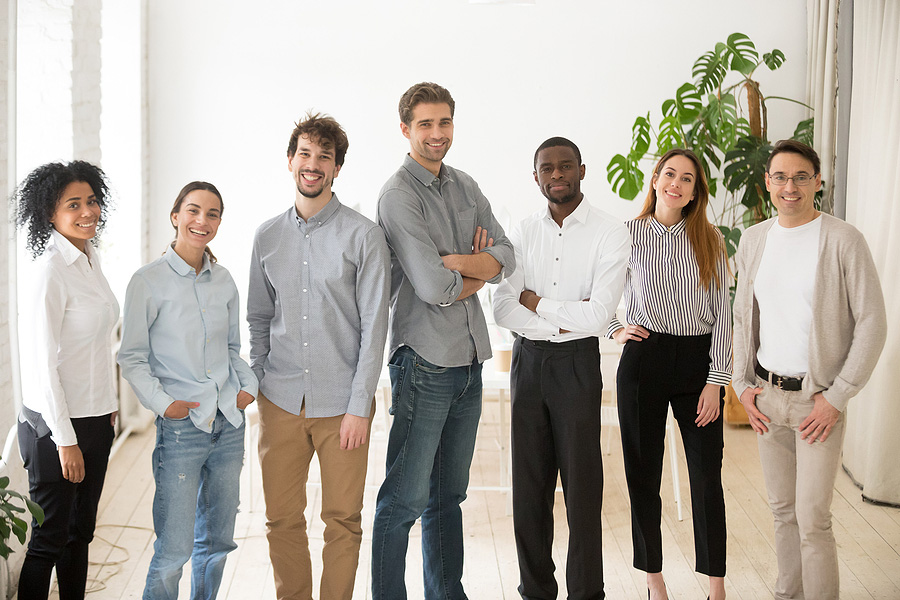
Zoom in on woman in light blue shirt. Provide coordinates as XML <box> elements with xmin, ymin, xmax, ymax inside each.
<box><xmin>118</xmin><ymin>181</ymin><xmax>257</xmax><ymax>599</ymax></box>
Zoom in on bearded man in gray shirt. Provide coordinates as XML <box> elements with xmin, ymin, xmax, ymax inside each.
<box><xmin>371</xmin><ymin>82</ymin><xmax>515</xmax><ymax>600</ymax></box>
<box><xmin>248</xmin><ymin>112</ymin><xmax>390</xmax><ymax>600</ymax></box>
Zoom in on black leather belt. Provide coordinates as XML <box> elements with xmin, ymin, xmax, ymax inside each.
<box><xmin>755</xmin><ymin>364</ymin><xmax>803</xmax><ymax>391</ymax></box>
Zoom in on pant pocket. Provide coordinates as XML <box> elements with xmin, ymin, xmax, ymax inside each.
<box><xmin>388</xmin><ymin>363</ymin><xmax>405</xmax><ymax>416</ymax></box>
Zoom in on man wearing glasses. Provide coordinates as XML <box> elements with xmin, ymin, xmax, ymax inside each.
<box><xmin>733</xmin><ymin>140</ymin><xmax>886</xmax><ymax>600</ymax></box>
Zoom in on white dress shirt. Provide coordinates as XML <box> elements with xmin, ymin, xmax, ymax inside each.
<box><xmin>493</xmin><ymin>197</ymin><xmax>630</xmax><ymax>341</ymax></box>
<box><xmin>21</xmin><ymin>229</ymin><xmax>119</xmax><ymax>446</ymax></box>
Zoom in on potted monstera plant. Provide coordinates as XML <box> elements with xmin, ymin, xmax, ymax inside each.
<box><xmin>605</xmin><ymin>33</ymin><xmax>817</xmax><ymax>423</ymax></box>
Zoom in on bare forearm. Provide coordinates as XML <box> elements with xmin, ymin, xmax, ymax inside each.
<box><xmin>442</xmin><ymin>252</ymin><xmax>501</xmax><ymax>281</ymax></box>
<box><xmin>455</xmin><ymin>277</ymin><xmax>486</xmax><ymax>301</ymax></box>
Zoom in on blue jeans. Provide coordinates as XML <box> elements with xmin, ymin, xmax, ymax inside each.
<box><xmin>143</xmin><ymin>412</ymin><xmax>244</xmax><ymax>600</ymax></box>
<box><xmin>371</xmin><ymin>346</ymin><xmax>483</xmax><ymax>600</ymax></box>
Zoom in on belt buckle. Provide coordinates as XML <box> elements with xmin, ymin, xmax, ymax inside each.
<box><xmin>769</xmin><ymin>371</ymin><xmax>785</xmax><ymax>390</ymax></box>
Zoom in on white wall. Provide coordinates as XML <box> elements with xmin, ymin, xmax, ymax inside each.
<box><xmin>146</xmin><ymin>0</ymin><xmax>809</xmax><ymax>307</ymax></box>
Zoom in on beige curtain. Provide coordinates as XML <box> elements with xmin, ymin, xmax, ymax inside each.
<box><xmin>840</xmin><ymin>0</ymin><xmax>900</xmax><ymax>505</ymax></box>
<box><xmin>806</xmin><ymin>0</ymin><xmax>840</xmax><ymax>213</ymax></box>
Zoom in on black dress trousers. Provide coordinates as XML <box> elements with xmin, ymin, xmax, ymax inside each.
<box><xmin>17</xmin><ymin>413</ymin><xmax>115</xmax><ymax>600</ymax></box>
<box><xmin>511</xmin><ymin>336</ymin><xmax>605</xmax><ymax>600</ymax></box>
<box><xmin>616</xmin><ymin>331</ymin><xmax>726</xmax><ymax>577</ymax></box>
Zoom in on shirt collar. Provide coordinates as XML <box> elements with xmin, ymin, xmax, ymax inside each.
<box><xmin>50</xmin><ymin>228</ymin><xmax>93</xmax><ymax>266</ymax></box>
<box><xmin>402</xmin><ymin>154</ymin><xmax>452</xmax><ymax>188</ymax></box>
<box><xmin>648</xmin><ymin>216</ymin><xmax>687</xmax><ymax>236</ymax></box>
<box><xmin>294</xmin><ymin>193</ymin><xmax>342</xmax><ymax>227</ymax></box>
<box><xmin>165</xmin><ymin>244</ymin><xmax>211</xmax><ymax>276</ymax></box>
<box><xmin>543</xmin><ymin>195</ymin><xmax>591</xmax><ymax>227</ymax></box>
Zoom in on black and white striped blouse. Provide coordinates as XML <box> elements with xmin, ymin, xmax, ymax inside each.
<box><xmin>608</xmin><ymin>217</ymin><xmax>733</xmax><ymax>385</ymax></box>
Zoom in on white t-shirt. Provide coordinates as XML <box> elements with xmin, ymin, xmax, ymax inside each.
<box><xmin>754</xmin><ymin>215</ymin><xmax>822</xmax><ymax>377</ymax></box>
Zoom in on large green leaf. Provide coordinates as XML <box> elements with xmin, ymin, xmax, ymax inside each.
<box><xmin>675</xmin><ymin>82</ymin><xmax>702</xmax><ymax>123</ymax></box>
<box><xmin>627</xmin><ymin>115</ymin><xmax>652</xmax><ymax>161</ymax></box>
<box><xmin>763</xmin><ymin>49</ymin><xmax>786</xmax><ymax>70</ymax></box>
<box><xmin>717</xmin><ymin>225</ymin><xmax>742</xmax><ymax>258</ymax></box>
<box><xmin>693</xmin><ymin>49</ymin><xmax>727</xmax><ymax>95</ymax></box>
<box><xmin>607</xmin><ymin>154</ymin><xmax>645</xmax><ymax>200</ymax></box>
<box><xmin>656</xmin><ymin>116</ymin><xmax>684</xmax><ymax>155</ymax></box>
<box><xmin>708</xmin><ymin>94</ymin><xmax>740</xmax><ymax>151</ymax></box>
<box><xmin>792</xmin><ymin>117</ymin><xmax>815</xmax><ymax>147</ymax></box>
<box><xmin>724</xmin><ymin>32</ymin><xmax>759</xmax><ymax>75</ymax></box>
<box><xmin>724</xmin><ymin>136</ymin><xmax>772</xmax><ymax>216</ymax></box>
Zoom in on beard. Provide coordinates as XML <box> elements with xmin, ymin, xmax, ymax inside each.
<box><xmin>295</xmin><ymin>171</ymin><xmax>330</xmax><ymax>199</ymax></box>
<box><xmin>545</xmin><ymin>188</ymin><xmax>580</xmax><ymax>205</ymax></box>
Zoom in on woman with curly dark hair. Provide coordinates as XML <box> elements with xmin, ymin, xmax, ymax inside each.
<box><xmin>12</xmin><ymin>160</ymin><xmax>118</xmax><ymax>600</ymax></box>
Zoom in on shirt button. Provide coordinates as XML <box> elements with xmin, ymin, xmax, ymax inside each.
<box><xmin>305</xmin><ymin>234</ymin><xmax>310</xmax><ymax>238</ymax></box>
<box><xmin>303</xmin><ymin>261</ymin><xmax>308</xmax><ymax>265</ymax></box>
<box><xmin>555</xmin><ymin>257</ymin><xmax>559</xmax><ymax>261</ymax></box>
<box><xmin>207</xmin><ymin>369</ymin><xmax>211</xmax><ymax>374</ymax></box>
<box><xmin>302</xmin><ymin>315</ymin><xmax>308</xmax><ymax>320</ymax></box>
<box><xmin>303</xmin><ymin>342</ymin><xmax>308</xmax><ymax>347</ymax></box>
<box><xmin>206</xmin><ymin>338</ymin><xmax>210</xmax><ymax>343</ymax></box>
<box><xmin>558</xmin><ymin>233</ymin><xmax>562</xmax><ymax>237</ymax></box>
<box><xmin>302</xmin><ymin>288</ymin><xmax>307</xmax><ymax>293</ymax></box>
<box><xmin>304</xmin><ymin>369</ymin><xmax>309</xmax><ymax>374</ymax></box>
<box><xmin>553</xmin><ymin>282</ymin><xmax>557</xmax><ymax>286</ymax></box>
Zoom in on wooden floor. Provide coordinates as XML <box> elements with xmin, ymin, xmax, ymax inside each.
<box><xmin>63</xmin><ymin>393</ymin><xmax>900</xmax><ymax>599</ymax></box>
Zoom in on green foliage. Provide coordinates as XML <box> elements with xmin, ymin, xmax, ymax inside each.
<box><xmin>0</xmin><ymin>475</ymin><xmax>44</xmax><ymax>559</ymax></box>
<box><xmin>606</xmin><ymin>32</ymin><xmax>814</xmax><ymax>262</ymax></box>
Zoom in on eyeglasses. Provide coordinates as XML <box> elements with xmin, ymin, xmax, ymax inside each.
<box><xmin>768</xmin><ymin>173</ymin><xmax>815</xmax><ymax>186</ymax></box>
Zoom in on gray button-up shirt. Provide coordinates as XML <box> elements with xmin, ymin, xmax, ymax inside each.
<box><xmin>247</xmin><ymin>194</ymin><xmax>390</xmax><ymax>418</ymax></box>
<box><xmin>377</xmin><ymin>155</ymin><xmax>515</xmax><ymax>367</ymax></box>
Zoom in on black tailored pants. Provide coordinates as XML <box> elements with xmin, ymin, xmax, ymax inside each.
<box><xmin>17</xmin><ymin>414</ymin><xmax>115</xmax><ymax>600</ymax></box>
<box><xmin>511</xmin><ymin>336</ymin><xmax>605</xmax><ymax>600</ymax></box>
<box><xmin>616</xmin><ymin>331</ymin><xmax>726</xmax><ymax>577</ymax></box>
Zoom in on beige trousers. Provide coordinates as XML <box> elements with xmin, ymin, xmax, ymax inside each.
<box><xmin>755</xmin><ymin>380</ymin><xmax>846</xmax><ymax>600</ymax></box>
<box><xmin>257</xmin><ymin>392</ymin><xmax>373</xmax><ymax>600</ymax></box>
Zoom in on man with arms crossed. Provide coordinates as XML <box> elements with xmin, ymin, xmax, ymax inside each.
<box><xmin>371</xmin><ymin>82</ymin><xmax>515</xmax><ymax>600</ymax></box>
<box><xmin>493</xmin><ymin>137</ymin><xmax>629</xmax><ymax>600</ymax></box>
<box><xmin>248</xmin><ymin>112</ymin><xmax>390</xmax><ymax>600</ymax></box>
<box><xmin>734</xmin><ymin>140</ymin><xmax>886</xmax><ymax>600</ymax></box>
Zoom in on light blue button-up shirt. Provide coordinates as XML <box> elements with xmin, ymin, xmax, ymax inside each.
<box><xmin>118</xmin><ymin>246</ymin><xmax>258</xmax><ymax>432</ymax></box>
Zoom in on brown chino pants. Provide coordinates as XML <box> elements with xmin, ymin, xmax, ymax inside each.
<box><xmin>257</xmin><ymin>392</ymin><xmax>373</xmax><ymax>600</ymax></box>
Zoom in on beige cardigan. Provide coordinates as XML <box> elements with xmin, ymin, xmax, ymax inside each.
<box><xmin>733</xmin><ymin>213</ymin><xmax>887</xmax><ymax>412</ymax></box>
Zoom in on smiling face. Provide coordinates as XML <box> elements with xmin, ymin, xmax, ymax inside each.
<box><xmin>534</xmin><ymin>145</ymin><xmax>585</xmax><ymax>205</ymax></box>
<box><xmin>50</xmin><ymin>181</ymin><xmax>102</xmax><ymax>252</ymax></box>
<box><xmin>652</xmin><ymin>154</ymin><xmax>697</xmax><ymax>224</ymax></box>
<box><xmin>171</xmin><ymin>189</ymin><xmax>222</xmax><ymax>254</ymax></box>
<box><xmin>766</xmin><ymin>151</ymin><xmax>821</xmax><ymax>227</ymax></box>
<box><xmin>288</xmin><ymin>133</ymin><xmax>341</xmax><ymax>200</ymax></box>
<box><xmin>401</xmin><ymin>102</ymin><xmax>453</xmax><ymax>174</ymax></box>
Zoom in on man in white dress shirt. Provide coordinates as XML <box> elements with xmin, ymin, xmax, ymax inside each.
<box><xmin>493</xmin><ymin>137</ymin><xmax>630</xmax><ymax>599</ymax></box>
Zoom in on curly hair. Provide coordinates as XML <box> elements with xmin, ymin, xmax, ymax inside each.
<box><xmin>12</xmin><ymin>161</ymin><xmax>112</xmax><ymax>258</ymax></box>
<box><xmin>286</xmin><ymin>111</ymin><xmax>349</xmax><ymax>166</ymax></box>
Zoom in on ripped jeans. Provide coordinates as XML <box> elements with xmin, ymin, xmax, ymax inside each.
<box><xmin>143</xmin><ymin>411</ymin><xmax>244</xmax><ymax>600</ymax></box>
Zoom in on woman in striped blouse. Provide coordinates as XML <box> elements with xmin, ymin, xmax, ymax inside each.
<box><xmin>609</xmin><ymin>148</ymin><xmax>731</xmax><ymax>600</ymax></box>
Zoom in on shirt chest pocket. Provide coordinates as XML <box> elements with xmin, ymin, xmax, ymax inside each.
<box><xmin>453</xmin><ymin>208</ymin><xmax>476</xmax><ymax>252</ymax></box>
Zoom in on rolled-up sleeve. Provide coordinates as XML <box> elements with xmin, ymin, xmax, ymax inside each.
<box><xmin>379</xmin><ymin>187</ymin><xmax>463</xmax><ymax>305</ymax></box>
<box><xmin>471</xmin><ymin>183</ymin><xmax>515</xmax><ymax>283</ymax></box>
